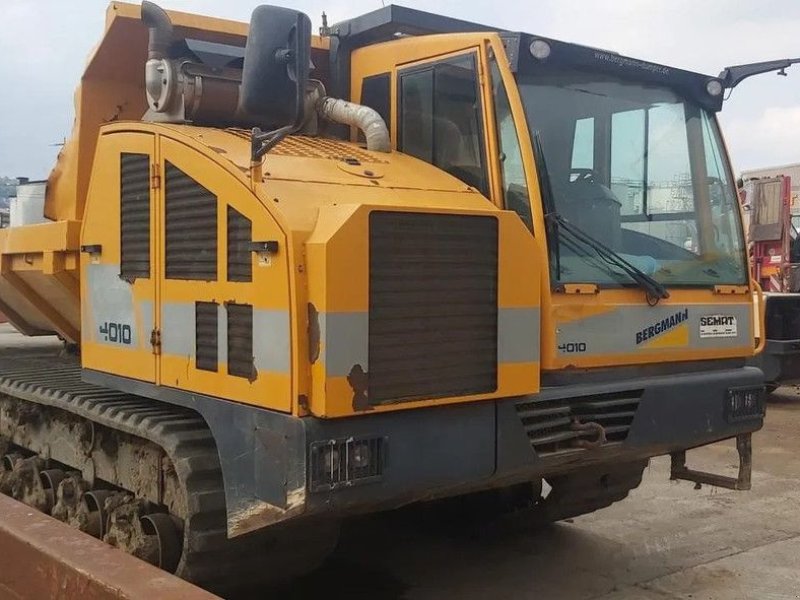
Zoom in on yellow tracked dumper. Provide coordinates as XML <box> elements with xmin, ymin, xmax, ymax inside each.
<box><xmin>0</xmin><ymin>1</ymin><xmax>766</xmax><ymax>593</ymax></box>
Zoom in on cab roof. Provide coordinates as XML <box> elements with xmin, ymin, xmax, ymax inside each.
<box><xmin>331</xmin><ymin>5</ymin><xmax>723</xmax><ymax>110</ymax></box>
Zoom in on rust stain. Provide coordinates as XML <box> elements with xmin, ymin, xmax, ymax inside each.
<box><xmin>348</xmin><ymin>365</ymin><xmax>371</xmax><ymax>412</ymax></box>
<box><xmin>297</xmin><ymin>394</ymin><xmax>309</xmax><ymax>412</ymax></box>
<box><xmin>0</xmin><ymin>493</ymin><xmax>217</xmax><ymax>599</ymax></box>
<box><xmin>308</xmin><ymin>303</ymin><xmax>320</xmax><ymax>364</ymax></box>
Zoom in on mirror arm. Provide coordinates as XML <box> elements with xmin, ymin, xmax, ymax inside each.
<box><xmin>719</xmin><ymin>58</ymin><xmax>800</xmax><ymax>89</ymax></box>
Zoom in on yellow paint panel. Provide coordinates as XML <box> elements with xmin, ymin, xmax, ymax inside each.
<box><xmin>307</xmin><ymin>204</ymin><xmax>541</xmax><ymax>417</ymax></box>
<box><xmin>158</xmin><ymin>136</ymin><xmax>293</xmax><ymax>412</ymax></box>
<box><xmin>641</xmin><ymin>323</ymin><xmax>689</xmax><ymax>349</ymax></box>
<box><xmin>81</xmin><ymin>131</ymin><xmax>157</xmax><ymax>382</ymax></box>
<box><xmin>160</xmin><ymin>355</ymin><xmax>291</xmax><ymax>407</ymax></box>
<box><xmin>319</xmin><ymin>361</ymin><xmax>538</xmax><ymax>419</ymax></box>
<box><xmin>546</xmin><ymin>345</ymin><xmax>754</xmax><ymax>371</ymax></box>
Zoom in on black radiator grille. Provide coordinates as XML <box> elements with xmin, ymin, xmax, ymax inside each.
<box><xmin>227</xmin><ymin>206</ymin><xmax>252</xmax><ymax>282</ymax></box>
<box><xmin>195</xmin><ymin>302</ymin><xmax>218</xmax><ymax>372</ymax></box>
<box><xmin>368</xmin><ymin>211</ymin><xmax>498</xmax><ymax>404</ymax></box>
<box><xmin>227</xmin><ymin>303</ymin><xmax>254</xmax><ymax>379</ymax></box>
<box><xmin>120</xmin><ymin>153</ymin><xmax>151</xmax><ymax>280</ymax></box>
<box><xmin>516</xmin><ymin>390</ymin><xmax>642</xmax><ymax>456</ymax></box>
<box><xmin>165</xmin><ymin>162</ymin><xmax>218</xmax><ymax>280</ymax></box>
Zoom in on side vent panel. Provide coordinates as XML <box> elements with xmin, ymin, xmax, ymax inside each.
<box><xmin>227</xmin><ymin>303</ymin><xmax>254</xmax><ymax>379</ymax></box>
<box><xmin>120</xmin><ymin>153</ymin><xmax>151</xmax><ymax>280</ymax></box>
<box><xmin>227</xmin><ymin>206</ymin><xmax>252</xmax><ymax>282</ymax></box>
<box><xmin>195</xmin><ymin>302</ymin><xmax>218</xmax><ymax>372</ymax></box>
<box><xmin>368</xmin><ymin>211</ymin><xmax>498</xmax><ymax>404</ymax></box>
<box><xmin>165</xmin><ymin>162</ymin><xmax>218</xmax><ymax>280</ymax></box>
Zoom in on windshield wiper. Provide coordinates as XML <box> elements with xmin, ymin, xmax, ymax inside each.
<box><xmin>549</xmin><ymin>213</ymin><xmax>670</xmax><ymax>303</ymax></box>
<box><xmin>532</xmin><ymin>130</ymin><xmax>670</xmax><ymax>304</ymax></box>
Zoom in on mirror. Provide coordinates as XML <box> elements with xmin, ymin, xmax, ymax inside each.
<box><xmin>239</xmin><ymin>5</ymin><xmax>311</xmax><ymax>128</ymax></box>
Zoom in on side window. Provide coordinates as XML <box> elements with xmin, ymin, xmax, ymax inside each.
<box><xmin>399</xmin><ymin>53</ymin><xmax>489</xmax><ymax>195</ymax></box>
<box><xmin>361</xmin><ymin>73</ymin><xmax>391</xmax><ymax>130</ymax></box>
<box><xmin>490</xmin><ymin>61</ymin><xmax>532</xmax><ymax>231</ymax></box>
<box><xmin>165</xmin><ymin>162</ymin><xmax>218</xmax><ymax>280</ymax></box>
<box><xmin>399</xmin><ymin>69</ymin><xmax>434</xmax><ymax>162</ymax></box>
<box><xmin>120</xmin><ymin>153</ymin><xmax>151</xmax><ymax>280</ymax></box>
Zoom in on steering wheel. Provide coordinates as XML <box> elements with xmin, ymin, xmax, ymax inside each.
<box><xmin>570</xmin><ymin>168</ymin><xmax>598</xmax><ymax>183</ymax></box>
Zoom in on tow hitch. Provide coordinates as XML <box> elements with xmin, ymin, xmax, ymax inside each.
<box><xmin>669</xmin><ymin>433</ymin><xmax>752</xmax><ymax>491</ymax></box>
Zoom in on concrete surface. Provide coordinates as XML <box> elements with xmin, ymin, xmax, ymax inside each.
<box><xmin>279</xmin><ymin>389</ymin><xmax>800</xmax><ymax>600</ymax></box>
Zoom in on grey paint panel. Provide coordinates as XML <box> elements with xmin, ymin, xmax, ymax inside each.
<box><xmin>140</xmin><ymin>300</ymin><xmax>154</xmax><ymax>344</ymax></box>
<box><xmin>320</xmin><ymin>311</ymin><xmax>368</xmax><ymax>377</ymax></box>
<box><xmin>86</xmin><ymin>264</ymin><xmax>140</xmax><ymax>347</ymax></box>
<box><xmin>557</xmin><ymin>303</ymin><xmax>753</xmax><ymax>357</ymax></box>
<box><xmin>217</xmin><ymin>303</ymin><xmax>228</xmax><ymax>366</ymax></box>
<box><xmin>253</xmin><ymin>310</ymin><xmax>291</xmax><ymax>373</ymax></box>
<box><xmin>498</xmin><ymin>307</ymin><xmax>540</xmax><ymax>363</ymax></box>
<box><xmin>161</xmin><ymin>302</ymin><xmax>290</xmax><ymax>373</ymax></box>
<box><xmin>321</xmin><ymin>308</ymin><xmax>540</xmax><ymax>376</ymax></box>
<box><xmin>161</xmin><ymin>302</ymin><xmax>195</xmax><ymax>358</ymax></box>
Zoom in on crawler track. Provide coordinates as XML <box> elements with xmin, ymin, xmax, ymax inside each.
<box><xmin>0</xmin><ymin>355</ymin><xmax>336</xmax><ymax>596</ymax></box>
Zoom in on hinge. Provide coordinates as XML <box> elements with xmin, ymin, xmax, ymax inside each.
<box><xmin>151</xmin><ymin>163</ymin><xmax>161</xmax><ymax>190</ymax></box>
<box><xmin>150</xmin><ymin>328</ymin><xmax>162</xmax><ymax>355</ymax></box>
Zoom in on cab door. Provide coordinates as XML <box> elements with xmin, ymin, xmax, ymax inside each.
<box><xmin>81</xmin><ymin>132</ymin><xmax>158</xmax><ymax>383</ymax></box>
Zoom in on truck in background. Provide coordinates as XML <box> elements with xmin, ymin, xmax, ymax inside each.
<box><xmin>740</xmin><ymin>173</ymin><xmax>800</xmax><ymax>391</ymax></box>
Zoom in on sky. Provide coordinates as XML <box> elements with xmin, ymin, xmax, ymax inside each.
<box><xmin>0</xmin><ymin>0</ymin><xmax>798</xmax><ymax>179</ymax></box>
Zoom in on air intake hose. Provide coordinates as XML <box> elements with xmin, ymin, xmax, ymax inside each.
<box><xmin>141</xmin><ymin>1</ymin><xmax>174</xmax><ymax>60</ymax></box>
<box><xmin>317</xmin><ymin>97</ymin><xmax>391</xmax><ymax>153</ymax></box>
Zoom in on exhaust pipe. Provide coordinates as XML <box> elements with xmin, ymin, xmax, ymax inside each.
<box><xmin>317</xmin><ymin>97</ymin><xmax>391</xmax><ymax>153</ymax></box>
<box><xmin>141</xmin><ymin>1</ymin><xmax>173</xmax><ymax>60</ymax></box>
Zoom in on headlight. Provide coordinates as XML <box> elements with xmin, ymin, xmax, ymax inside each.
<box><xmin>310</xmin><ymin>436</ymin><xmax>385</xmax><ymax>491</ymax></box>
<box><xmin>351</xmin><ymin>442</ymin><xmax>371</xmax><ymax>469</ymax></box>
<box><xmin>706</xmin><ymin>79</ymin><xmax>724</xmax><ymax>97</ymax></box>
<box><xmin>530</xmin><ymin>39</ymin><xmax>552</xmax><ymax>61</ymax></box>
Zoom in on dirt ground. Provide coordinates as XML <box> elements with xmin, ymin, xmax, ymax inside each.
<box><xmin>279</xmin><ymin>389</ymin><xmax>800</xmax><ymax>600</ymax></box>
<box><xmin>2</xmin><ymin>326</ymin><xmax>795</xmax><ymax>599</ymax></box>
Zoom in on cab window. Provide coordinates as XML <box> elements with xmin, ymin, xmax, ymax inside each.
<box><xmin>399</xmin><ymin>53</ymin><xmax>489</xmax><ymax>196</ymax></box>
<box><xmin>490</xmin><ymin>60</ymin><xmax>533</xmax><ymax>230</ymax></box>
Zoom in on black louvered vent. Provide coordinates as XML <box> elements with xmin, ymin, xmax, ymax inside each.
<box><xmin>368</xmin><ymin>211</ymin><xmax>498</xmax><ymax>404</ymax></box>
<box><xmin>515</xmin><ymin>390</ymin><xmax>643</xmax><ymax>456</ymax></box>
<box><xmin>195</xmin><ymin>302</ymin><xmax>218</xmax><ymax>372</ymax></box>
<box><xmin>227</xmin><ymin>206</ymin><xmax>252</xmax><ymax>282</ymax></box>
<box><xmin>165</xmin><ymin>163</ymin><xmax>217</xmax><ymax>280</ymax></box>
<box><xmin>120</xmin><ymin>153</ymin><xmax>151</xmax><ymax>280</ymax></box>
<box><xmin>227</xmin><ymin>303</ymin><xmax>254</xmax><ymax>379</ymax></box>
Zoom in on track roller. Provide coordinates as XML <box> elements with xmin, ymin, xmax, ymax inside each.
<box><xmin>80</xmin><ymin>489</ymin><xmax>115</xmax><ymax>538</ymax></box>
<box><xmin>141</xmin><ymin>512</ymin><xmax>183</xmax><ymax>572</ymax></box>
<box><xmin>39</xmin><ymin>469</ymin><xmax>66</xmax><ymax>513</ymax></box>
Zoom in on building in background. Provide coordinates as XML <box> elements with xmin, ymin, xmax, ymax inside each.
<box><xmin>11</xmin><ymin>177</ymin><xmax>48</xmax><ymax>227</ymax></box>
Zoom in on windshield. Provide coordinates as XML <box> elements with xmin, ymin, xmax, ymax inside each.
<box><xmin>518</xmin><ymin>71</ymin><xmax>748</xmax><ymax>287</ymax></box>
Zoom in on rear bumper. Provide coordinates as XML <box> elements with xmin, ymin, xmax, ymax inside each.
<box><xmin>749</xmin><ymin>340</ymin><xmax>800</xmax><ymax>386</ymax></box>
<box><xmin>303</xmin><ymin>365</ymin><xmax>765</xmax><ymax>515</ymax></box>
